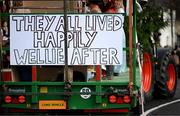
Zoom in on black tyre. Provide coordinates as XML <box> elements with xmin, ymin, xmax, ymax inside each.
<box><xmin>155</xmin><ymin>51</ymin><xmax>177</xmax><ymax>98</ymax></box>
<box><xmin>142</xmin><ymin>52</ymin><xmax>155</xmax><ymax>102</ymax></box>
<box><xmin>176</xmin><ymin>49</ymin><xmax>180</xmax><ymax>79</ymax></box>
<box><xmin>178</xmin><ymin>65</ymin><xmax>180</xmax><ymax>79</ymax></box>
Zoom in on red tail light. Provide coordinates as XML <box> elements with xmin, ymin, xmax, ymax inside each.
<box><xmin>18</xmin><ymin>96</ymin><xmax>26</xmax><ymax>103</ymax></box>
<box><xmin>5</xmin><ymin>96</ymin><xmax>12</xmax><ymax>103</ymax></box>
<box><xmin>109</xmin><ymin>95</ymin><xmax>117</xmax><ymax>103</ymax></box>
<box><xmin>123</xmin><ymin>95</ymin><xmax>131</xmax><ymax>103</ymax></box>
<box><xmin>12</xmin><ymin>98</ymin><xmax>19</xmax><ymax>104</ymax></box>
<box><xmin>117</xmin><ymin>97</ymin><xmax>124</xmax><ymax>104</ymax></box>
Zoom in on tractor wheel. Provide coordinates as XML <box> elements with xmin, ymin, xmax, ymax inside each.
<box><xmin>142</xmin><ymin>52</ymin><xmax>155</xmax><ymax>101</ymax></box>
<box><xmin>176</xmin><ymin>49</ymin><xmax>180</xmax><ymax>79</ymax></box>
<box><xmin>178</xmin><ymin>65</ymin><xmax>180</xmax><ymax>79</ymax></box>
<box><xmin>155</xmin><ymin>52</ymin><xmax>177</xmax><ymax>98</ymax></box>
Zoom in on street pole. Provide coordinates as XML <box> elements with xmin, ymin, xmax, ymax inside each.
<box><xmin>64</xmin><ymin>0</ymin><xmax>68</xmax><ymax>82</ymax></box>
<box><xmin>129</xmin><ymin>0</ymin><xmax>133</xmax><ymax>94</ymax></box>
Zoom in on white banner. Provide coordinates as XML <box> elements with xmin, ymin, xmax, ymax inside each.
<box><xmin>10</xmin><ymin>14</ymin><xmax>124</xmax><ymax>65</ymax></box>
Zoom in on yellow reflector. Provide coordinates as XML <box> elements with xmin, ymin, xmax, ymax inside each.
<box><xmin>40</xmin><ymin>87</ymin><xmax>48</xmax><ymax>93</ymax></box>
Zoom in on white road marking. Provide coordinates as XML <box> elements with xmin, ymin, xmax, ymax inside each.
<box><xmin>141</xmin><ymin>99</ymin><xmax>180</xmax><ymax>116</ymax></box>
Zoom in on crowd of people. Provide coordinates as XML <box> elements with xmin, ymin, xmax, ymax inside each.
<box><xmin>86</xmin><ymin>0</ymin><xmax>124</xmax><ymax>13</ymax></box>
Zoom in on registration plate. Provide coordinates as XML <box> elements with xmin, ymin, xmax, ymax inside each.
<box><xmin>39</xmin><ymin>100</ymin><xmax>66</xmax><ymax>109</ymax></box>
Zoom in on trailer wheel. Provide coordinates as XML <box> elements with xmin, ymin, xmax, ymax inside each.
<box><xmin>142</xmin><ymin>52</ymin><xmax>155</xmax><ymax>101</ymax></box>
<box><xmin>155</xmin><ymin>52</ymin><xmax>177</xmax><ymax>98</ymax></box>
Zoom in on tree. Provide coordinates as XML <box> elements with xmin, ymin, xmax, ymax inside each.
<box><xmin>124</xmin><ymin>2</ymin><xmax>168</xmax><ymax>48</ymax></box>
<box><xmin>137</xmin><ymin>2</ymin><xmax>168</xmax><ymax>47</ymax></box>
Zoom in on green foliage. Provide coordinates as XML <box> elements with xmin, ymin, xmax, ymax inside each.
<box><xmin>124</xmin><ymin>3</ymin><xmax>168</xmax><ymax>48</ymax></box>
<box><xmin>137</xmin><ymin>3</ymin><xmax>168</xmax><ymax>47</ymax></box>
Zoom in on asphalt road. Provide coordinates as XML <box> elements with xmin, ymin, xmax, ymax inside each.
<box><xmin>150</xmin><ymin>102</ymin><xmax>180</xmax><ymax>115</ymax></box>
<box><xmin>144</xmin><ymin>78</ymin><xmax>180</xmax><ymax>116</ymax></box>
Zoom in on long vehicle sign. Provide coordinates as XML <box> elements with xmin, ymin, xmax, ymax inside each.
<box><xmin>10</xmin><ymin>14</ymin><xmax>124</xmax><ymax>65</ymax></box>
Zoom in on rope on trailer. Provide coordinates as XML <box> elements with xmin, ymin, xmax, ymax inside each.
<box><xmin>136</xmin><ymin>34</ymin><xmax>145</xmax><ymax>115</ymax></box>
<box><xmin>135</xmin><ymin>1</ymin><xmax>145</xmax><ymax>114</ymax></box>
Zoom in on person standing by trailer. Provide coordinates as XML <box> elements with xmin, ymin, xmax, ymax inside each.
<box><xmin>86</xmin><ymin>0</ymin><xmax>104</xmax><ymax>81</ymax></box>
<box><xmin>86</xmin><ymin>0</ymin><xmax>104</xmax><ymax>13</ymax></box>
<box><xmin>104</xmin><ymin>0</ymin><xmax>116</xmax><ymax>13</ymax></box>
<box><xmin>115</xmin><ymin>0</ymin><xmax>125</xmax><ymax>13</ymax></box>
<box><xmin>103</xmin><ymin>0</ymin><xmax>127</xmax><ymax>78</ymax></box>
<box><xmin>87</xmin><ymin>0</ymin><xmax>115</xmax><ymax>80</ymax></box>
<box><xmin>113</xmin><ymin>0</ymin><xmax>127</xmax><ymax>75</ymax></box>
<box><xmin>103</xmin><ymin>0</ymin><xmax>116</xmax><ymax>80</ymax></box>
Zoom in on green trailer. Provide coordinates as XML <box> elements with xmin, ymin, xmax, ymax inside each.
<box><xmin>1</xmin><ymin>0</ymin><xmax>175</xmax><ymax>115</ymax></box>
